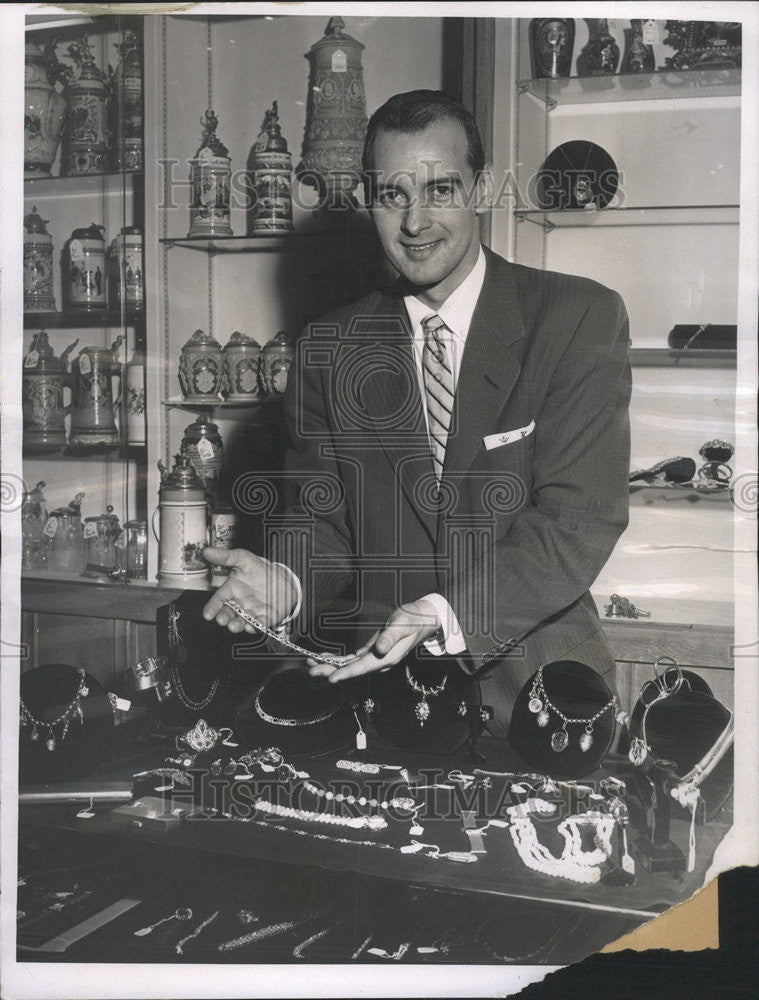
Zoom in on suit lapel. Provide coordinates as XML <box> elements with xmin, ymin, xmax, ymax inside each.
<box><xmin>357</xmin><ymin>290</ymin><xmax>439</xmax><ymax>543</ymax></box>
<box><xmin>443</xmin><ymin>251</ymin><xmax>527</xmax><ymax>476</ymax></box>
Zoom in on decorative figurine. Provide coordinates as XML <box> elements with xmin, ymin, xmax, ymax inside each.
<box><xmin>580</xmin><ymin>18</ymin><xmax>620</xmax><ymax>76</ymax></box>
<box><xmin>181</xmin><ymin>415</ymin><xmax>224</xmax><ymax>497</ymax></box>
<box><xmin>108</xmin><ymin>225</ymin><xmax>144</xmax><ymax>313</ymax></box>
<box><xmin>154</xmin><ymin>455</ymin><xmax>209</xmax><ymax>587</ymax></box>
<box><xmin>110</xmin><ymin>28</ymin><xmax>143</xmax><ymax>172</ymax></box>
<box><xmin>124</xmin><ymin>341</ymin><xmax>146</xmax><ymax>446</ymax></box>
<box><xmin>188</xmin><ymin>109</ymin><xmax>233</xmax><ymax>238</ymax></box>
<box><xmin>178</xmin><ymin>329</ymin><xmax>225</xmax><ymax>402</ymax></box>
<box><xmin>22</xmin><ymin>331</ymin><xmax>77</xmax><ymax>452</ymax></box>
<box><xmin>251</xmin><ymin>102</ymin><xmax>294</xmax><ymax>235</ymax></box>
<box><xmin>624</xmin><ymin>19</ymin><xmax>656</xmax><ymax>74</ymax></box>
<box><xmin>23</xmin><ymin>207</ymin><xmax>57</xmax><ymax>313</ymax></box>
<box><xmin>664</xmin><ymin>21</ymin><xmax>741</xmax><ymax>71</ymax></box>
<box><xmin>24</xmin><ymin>37</ymin><xmax>68</xmax><ymax>178</ymax></box>
<box><xmin>222</xmin><ymin>331</ymin><xmax>262</xmax><ymax>401</ymax></box>
<box><xmin>63</xmin><ymin>223</ymin><xmax>107</xmax><ymax>311</ymax></box>
<box><xmin>300</xmin><ymin>17</ymin><xmax>368</xmax><ymax>211</ymax></box>
<box><xmin>529</xmin><ymin>19</ymin><xmax>576</xmax><ymax>79</ymax></box>
<box><xmin>68</xmin><ymin>335</ymin><xmax>123</xmax><ymax>451</ymax></box>
<box><xmin>259</xmin><ymin>331</ymin><xmax>294</xmax><ymax>396</ymax></box>
<box><xmin>61</xmin><ymin>35</ymin><xmax>109</xmax><ymax>176</ymax></box>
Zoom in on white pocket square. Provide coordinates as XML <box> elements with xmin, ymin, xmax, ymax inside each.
<box><xmin>483</xmin><ymin>420</ymin><xmax>536</xmax><ymax>451</ymax></box>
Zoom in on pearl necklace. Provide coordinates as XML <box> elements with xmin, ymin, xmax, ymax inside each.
<box><xmin>252</xmin><ymin>796</ymin><xmax>388</xmax><ymax>830</ymax></box>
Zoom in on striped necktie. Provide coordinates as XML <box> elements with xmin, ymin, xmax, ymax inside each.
<box><xmin>422</xmin><ymin>313</ymin><xmax>455</xmax><ymax>482</ymax></box>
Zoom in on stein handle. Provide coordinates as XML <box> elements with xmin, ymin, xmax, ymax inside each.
<box><xmin>151</xmin><ymin>507</ymin><xmax>160</xmax><ymax>542</ymax></box>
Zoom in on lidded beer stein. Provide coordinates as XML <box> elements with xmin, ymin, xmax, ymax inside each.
<box><xmin>154</xmin><ymin>455</ymin><xmax>209</xmax><ymax>587</ymax></box>
<box><xmin>82</xmin><ymin>505</ymin><xmax>121</xmax><ymax>578</ymax></box>
<box><xmin>24</xmin><ymin>37</ymin><xmax>68</xmax><ymax>179</ymax></box>
<box><xmin>181</xmin><ymin>415</ymin><xmax>224</xmax><ymax>497</ymax></box>
<box><xmin>61</xmin><ymin>34</ymin><xmax>109</xmax><ymax>176</ymax></box>
<box><xmin>121</xmin><ymin>519</ymin><xmax>148</xmax><ymax>579</ymax></box>
<box><xmin>300</xmin><ymin>17</ymin><xmax>368</xmax><ymax>209</ymax></box>
<box><xmin>188</xmin><ymin>109</ymin><xmax>233</xmax><ymax>238</ymax></box>
<box><xmin>21</xmin><ymin>482</ymin><xmax>48</xmax><ymax>571</ymax></box>
<box><xmin>110</xmin><ymin>28</ymin><xmax>143</xmax><ymax>172</ymax></box>
<box><xmin>68</xmin><ymin>335</ymin><xmax>123</xmax><ymax>451</ymax></box>
<box><xmin>222</xmin><ymin>331</ymin><xmax>261</xmax><ymax>401</ymax></box>
<box><xmin>108</xmin><ymin>226</ymin><xmax>143</xmax><ymax>313</ymax></box>
<box><xmin>41</xmin><ymin>492</ymin><xmax>85</xmax><ymax>574</ymax></box>
<box><xmin>124</xmin><ymin>343</ymin><xmax>146</xmax><ymax>446</ymax></box>
<box><xmin>22</xmin><ymin>332</ymin><xmax>78</xmax><ymax>453</ymax></box>
<box><xmin>179</xmin><ymin>329</ymin><xmax>224</xmax><ymax>402</ymax></box>
<box><xmin>251</xmin><ymin>102</ymin><xmax>294</xmax><ymax>235</ymax></box>
<box><xmin>24</xmin><ymin>207</ymin><xmax>57</xmax><ymax>313</ymax></box>
<box><xmin>259</xmin><ymin>331</ymin><xmax>294</xmax><ymax>396</ymax></box>
<box><xmin>63</xmin><ymin>223</ymin><xmax>107</xmax><ymax>311</ymax></box>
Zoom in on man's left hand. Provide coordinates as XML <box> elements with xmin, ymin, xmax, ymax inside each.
<box><xmin>308</xmin><ymin>599</ymin><xmax>441</xmax><ymax>682</ymax></box>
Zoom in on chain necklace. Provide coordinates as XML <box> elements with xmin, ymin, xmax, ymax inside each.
<box><xmin>167</xmin><ymin>604</ymin><xmax>220</xmax><ymax>711</ymax></box>
<box><xmin>19</xmin><ymin>668</ymin><xmax>89</xmax><ymax>752</ymax></box>
<box><xmin>527</xmin><ymin>664</ymin><xmax>618</xmax><ymax>753</ymax></box>
<box><xmin>223</xmin><ymin>599</ymin><xmax>356</xmax><ymax>666</ymax></box>
<box><xmin>405</xmin><ymin>666</ymin><xmax>447</xmax><ymax>727</ymax></box>
<box><xmin>254</xmin><ymin>688</ymin><xmax>341</xmax><ymax>728</ymax></box>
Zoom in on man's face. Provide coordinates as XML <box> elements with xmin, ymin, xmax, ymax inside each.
<box><xmin>368</xmin><ymin>118</ymin><xmax>488</xmax><ymax>306</ymax></box>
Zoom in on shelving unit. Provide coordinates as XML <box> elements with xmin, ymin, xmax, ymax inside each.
<box><xmin>517</xmin><ymin>67</ymin><xmax>741</xmax><ymax>108</ymax></box>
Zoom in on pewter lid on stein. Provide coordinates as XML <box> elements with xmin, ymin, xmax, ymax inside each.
<box><xmin>262</xmin><ymin>330</ymin><xmax>293</xmax><ymax>352</ymax></box>
<box><xmin>183</xmin><ymin>414</ymin><xmax>221</xmax><ymax>440</ymax></box>
<box><xmin>262</xmin><ymin>102</ymin><xmax>288</xmax><ymax>153</ymax></box>
<box><xmin>23</xmin><ymin>481</ymin><xmax>47</xmax><ymax>504</ymax></box>
<box><xmin>309</xmin><ymin>16</ymin><xmax>364</xmax><ymax>52</ymax></box>
<box><xmin>223</xmin><ymin>330</ymin><xmax>260</xmax><ymax>351</ymax></box>
<box><xmin>84</xmin><ymin>504</ymin><xmax>120</xmax><ymax>527</ymax></box>
<box><xmin>194</xmin><ymin>109</ymin><xmax>230</xmax><ymax>159</ymax></box>
<box><xmin>67</xmin><ymin>36</ymin><xmax>106</xmax><ymax>83</ymax></box>
<box><xmin>70</xmin><ymin>222</ymin><xmax>106</xmax><ymax>241</ymax></box>
<box><xmin>24</xmin><ymin>332</ymin><xmax>78</xmax><ymax>371</ymax></box>
<box><xmin>24</xmin><ymin>207</ymin><xmax>52</xmax><ymax>235</ymax></box>
<box><xmin>161</xmin><ymin>453</ymin><xmax>205</xmax><ymax>491</ymax></box>
<box><xmin>182</xmin><ymin>328</ymin><xmax>223</xmax><ymax>351</ymax></box>
<box><xmin>50</xmin><ymin>491</ymin><xmax>86</xmax><ymax>517</ymax></box>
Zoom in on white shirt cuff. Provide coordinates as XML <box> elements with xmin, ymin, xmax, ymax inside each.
<box><xmin>420</xmin><ymin>593</ymin><xmax>467</xmax><ymax>656</ymax></box>
<box><xmin>270</xmin><ymin>562</ymin><xmax>302</xmax><ymax>631</ymax></box>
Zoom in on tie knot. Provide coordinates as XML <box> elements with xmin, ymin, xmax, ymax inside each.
<box><xmin>422</xmin><ymin>314</ymin><xmax>447</xmax><ymax>361</ymax></box>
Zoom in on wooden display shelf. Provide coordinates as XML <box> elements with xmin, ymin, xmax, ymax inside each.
<box><xmin>21</xmin><ymin>575</ymin><xmax>192</xmax><ymax>624</ymax></box>
<box><xmin>24</xmin><ymin>310</ymin><xmax>144</xmax><ymax>330</ymax></box>
<box><xmin>518</xmin><ymin>67</ymin><xmax>741</xmax><ymax>109</ymax></box>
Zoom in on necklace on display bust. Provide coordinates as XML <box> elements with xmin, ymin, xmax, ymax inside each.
<box><xmin>19</xmin><ymin>667</ymin><xmax>90</xmax><ymax>752</ymax></box>
<box><xmin>405</xmin><ymin>666</ymin><xmax>448</xmax><ymax>726</ymax></box>
<box><xmin>527</xmin><ymin>664</ymin><xmax>618</xmax><ymax>753</ymax></box>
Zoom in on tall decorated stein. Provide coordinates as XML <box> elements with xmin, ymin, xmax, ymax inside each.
<box><xmin>24</xmin><ymin>38</ymin><xmax>68</xmax><ymax>179</ymax></box>
<box><xmin>61</xmin><ymin>35</ymin><xmax>109</xmax><ymax>177</ymax></box>
<box><xmin>63</xmin><ymin>223</ymin><xmax>107</xmax><ymax>311</ymax></box>
<box><xmin>124</xmin><ymin>342</ymin><xmax>146</xmax><ymax>446</ymax></box>
<box><xmin>68</xmin><ymin>335</ymin><xmax>123</xmax><ymax>451</ymax></box>
<box><xmin>300</xmin><ymin>17</ymin><xmax>368</xmax><ymax>211</ymax></box>
<box><xmin>22</xmin><ymin>332</ymin><xmax>78</xmax><ymax>452</ymax></box>
<box><xmin>251</xmin><ymin>102</ymin><xmax>294</xmax><ymax>235</ymax></box>
<box><xmin>222</xmin><ymin>331</ymin><xmax>261</xmax><ymax>401</ymax></box>
<box><xmin>23</xmin><ymin>207</ymin><xmax>58</xmax><ymax>314</ymax></box>
<box><xmin>154</xmin><ymin>454</ymin><xmax>209</xmax><ymax>588</ymax></box>
<box><xmin>110</xmin><ymin>28</ymin><xmax>143</xmax><ymax>172</ymax></box>
<box><xmin>188</xmin><ymin>109</ymin><xmax>233</xmax><ymax>238</ymax></box>
<box><xmin>108</xmin><ymin>226</ymin><xmax>144</xmax><ymax>313</ymax></box>
<box><xmin>178</xmin><ymin>329</ymin><xmax>225</xmax><ymax>402</ymax></box>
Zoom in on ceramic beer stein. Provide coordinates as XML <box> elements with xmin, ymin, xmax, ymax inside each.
<box><xmin>259</xmin><ymin>331</ymin><xmax>294</xmax><ymax>396</ymax></box>
<box><xmin>251</xmin><ymin>102</ymin><xmax>294</xmax><ymax>235</ymax></box>
<box><xmin>178</xmin><ymin>329</ymin><xmax>224</xmax><ymax>402</ymax></box>
<box><xmin>61</xmin><ymin>35</ymin><xmax>109</xmax><ymax>177</ymax></box>
<box><xmin>22</xmin><ymin>332</ymin><xmax>78</xmax><ymax>453</ymax></box>
<box><xmin>180</xmin><ymin>415</ymin><xmax>224</xmax><ymax>497</ymax></box>
<box><xmin>24</xmin><ymin>207</ymin><xmax>58</xmax><ymax>314</ymax></box>
<box><xmin>24</xmin><ymin>38</ymin><xmax>68</xmax><ymax>179</ymax></box>
<box><xmin>153</xmin><ymin>455</ymin><xmax>209</xmax><ymax>588</ymax></box>
<box><xmin>110</xmin><ymin>29</ymin><xmax>143</xmax><ymax>172</ymax></box>
<box><xmin>188</xmin><ymin>109</ymin><xmax>233</xmax><ymax>238</ymax></box>
<box><xmin>222</xmin><ymin>331</ymin><xmax>262</xmax><ymax>401</ymax></box>
<box><xmin>63</xmin><ymin>223</ymin><xmax>107</xmax><ymax>311</ymax></box>
<box><xmin>68</xmin><ymin>335</ymin><xmax>123</xmax><ymax>451</ymax></box>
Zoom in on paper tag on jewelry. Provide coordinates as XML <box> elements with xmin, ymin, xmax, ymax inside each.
<box><xmin>79</xmin><ymin>353</ymin><xmax>91</xmax><ymax>375</ymax></box>
<box><xmin>197</xmin><ymin>437</ymin><xmax>215</xmax><ymax>461</ymax></box>
<box><xmin>43</xmin><ymin>517</ymin><xmax>58</xmax><ymax>538</ymax></box>
<box><xmin>642</xmin><ymin>19</ymin><xmax>660</xmax><ymax>45</ymax></box>
<box><xmin>83</xmin><ymin>520</ymin><xmax>98</xmax><ymax>539</ymax></box>
<box><xmin>331</xmin><ymin>48</ymin><xmax>347</xmax><ymax>72</ymax></box>
<box><xmin>24</xmin><ymin>350</ymin><xmax>40</xmax><ymax>368</ymax></box>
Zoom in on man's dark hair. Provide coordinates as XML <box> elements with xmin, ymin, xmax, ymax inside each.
<box><xmin>362</xmin><ymin>90</ymin><xmax>485</xmax><ymax>184</ymax></box>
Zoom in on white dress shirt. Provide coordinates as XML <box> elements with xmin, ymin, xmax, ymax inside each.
<box><xmin>403</xmin><ymin>245</ymin><xmax>487</xmax><ymax>656</ymax></box>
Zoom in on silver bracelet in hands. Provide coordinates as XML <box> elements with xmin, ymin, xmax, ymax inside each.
<box><xmin>222</xmin><ymin>599</ymin><xmax>357</xmax><ymax>667</ymax></box>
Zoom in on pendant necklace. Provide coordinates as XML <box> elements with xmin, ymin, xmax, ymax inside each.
<box><xmin>19</xmin><ymin>667</ymin><xmax>90</xmax><ymax>752</ymax></box>
<box><xmin>527</xmin><ymin>665</ymin><xmax>618</xmax><ymax>753</ymax></box>
<box><xmin>405</xmin><ymin>666</ymin><xmax>447</xmax><ymax>726</ymax></box>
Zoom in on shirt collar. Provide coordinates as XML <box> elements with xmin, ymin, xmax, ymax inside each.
<box><xmin>403</xmin><ymin>245</ymin><xmax>486</xmax><ymax>344</ymax></box>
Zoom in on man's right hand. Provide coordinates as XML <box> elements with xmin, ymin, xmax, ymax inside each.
<box><xmin>202</xmin><ymin>547</ymin><xmax>296</xmax><ymax>633</ymax></box>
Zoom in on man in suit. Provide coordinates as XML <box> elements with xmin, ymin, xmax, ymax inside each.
<box><xmin>203</xmin><ymin>90</ymin><xmax>631</xmax><ymax>734</ymax></box>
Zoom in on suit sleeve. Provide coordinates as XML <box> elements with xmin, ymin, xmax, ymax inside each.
<box><xmin>442</xmin><ymin>287</ymin><xmax>632</xmax><ymax>664</ymax></box>
<box><xmin>272</xmin><ymin>337</ymin><xmax>356</xmax><ymax>639</ymax></box>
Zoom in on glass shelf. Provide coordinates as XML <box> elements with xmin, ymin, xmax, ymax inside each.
<box><xmin>518</xmin><ymin>68</ymin><xmax>741</xmax><ymax>109</ymax></box>
<box><xmin>515</xmin><ymin>205</ymin><xmax>739</xmax><ymax>230</ymax></box>
<box><xmin>160</xmin><ymin>232</ymin><xmax>359</xmax><ymax>253</ymax></box>
<box><xmin>24</xmin><ymin>310</ymin><xmax>144</xmax><ymax>330</ymax></box>
<box><xmin>162</xmin><ymin>395</ymin><xmax>282</xmax><ymax>413</ymax></box>
<box><xmin>629</xmin><ymin>348</ymin><xmax>737</xmax><ymax>368</ymax></box>
<box><xmin>24</xmin><ymin>171</ymin><xmax>142</xmax><ymax>198</ymax></box>
<box><xmin>629</xmin><ymin>483</ymin><xmax>732</xmax><ymax>504</ymax></box>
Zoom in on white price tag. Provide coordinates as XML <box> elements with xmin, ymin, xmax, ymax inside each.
<box><xmin>79</xmin><ymin>353</ymin><xmax>91</xmax><ymax>375</ymax></box>
<box><xmin>69</xmin><ymin>239</ymin><xmax>84</xmax><ymax>263</ymax></box>
<box><xmin>331</xmin><ymin>48</ymin><xmax>347</xmax><ymax>72</ymax></box>
<box><xmin>197</xmin><ymin>438</ymin><xmax>215</xmax><ymax>461</ymax></box>
<box><xmin>43</xmin><ymin>517</ymin><xmax>57</xmax><ymax>538</ymax></box>
<box><xmin>24</xmin><ymin>351</ymin><xmax>40</xmax><ymax>368</ymax></box>
<box><xmin>642</xmin><ymin>19</ymin><xmax>659</xmax><ymax>46</ymax></box>
<box><xmin>83</xmin><ymin>521</ymin><xmax>98</xmax><ymax>539</ymax></box>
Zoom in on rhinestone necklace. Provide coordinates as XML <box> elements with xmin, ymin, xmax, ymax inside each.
<box><xmin>223</xmin><ymin>599</ymin><xmax>356</xmax><ymax>666</ymax></box>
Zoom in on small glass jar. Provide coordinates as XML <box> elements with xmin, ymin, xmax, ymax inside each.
<box><xmin>41</xmin><ymin>493</ymin><xmax>85</xmax><ymax>574</ymax></box>
<box><xmin>82</xmin><ymin>505</ymin><xmax>121</xmax><ymax>578</ymax></box>
<box><xmin>21</xmin><ymin>481</ymin><xmax>47</xmax><ymax>570</ymax></box>
<box><xmin>122</xmin><ymin>519</ymin><xmax>148</xmax><ymax>580</ymax></box>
